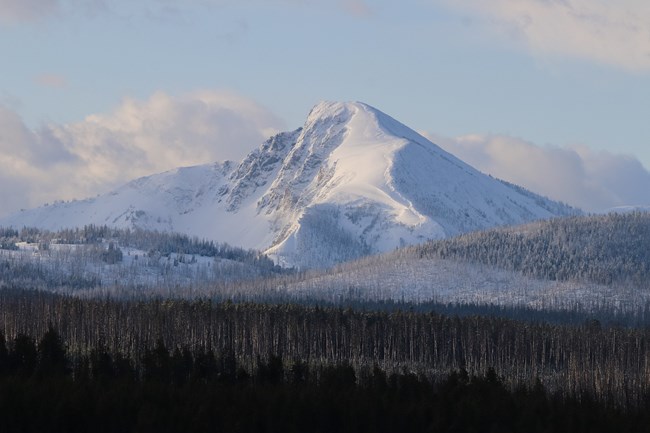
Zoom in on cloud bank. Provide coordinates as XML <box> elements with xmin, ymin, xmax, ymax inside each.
<box><xmin>0</xmin><ymin>91</ymin><xmax>284</xmax><ymax>217</ymax></box>
<box><xmin>426</xmin><ymin>132</ymin><xmax>650</xmax><ymax>212</ymax></box>
<box><xmin>441</xmin><ymin>0</ymin><xmax>650</xmax><ymax>72</ymax></box>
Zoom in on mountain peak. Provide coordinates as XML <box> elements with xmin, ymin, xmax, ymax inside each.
<box><xmin>305</xmin><ymin>101</ymin><xmax>390</xmax><ymax>132</ymax></box>
<box><xmin>308</xmin><ymin>100</ymin><xmax>367</xmax><ymax>117</ymax></box>
<box><xmin>305</xmin><ymin>101</ymin><xmax>447</xmax><ymax>155</ymax></box>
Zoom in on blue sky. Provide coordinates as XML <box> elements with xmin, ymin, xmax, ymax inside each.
<box><xmin>1</xmin><ymin>0</ymin><xmax>650</xmax><ymax>214</ymax></box>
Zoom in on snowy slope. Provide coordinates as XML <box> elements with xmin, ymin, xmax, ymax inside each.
<box><xmin>1</xmin><ymin>101</ymin><xmax>578</xmax><ymax>268</ymax></box>
<box><xmin>274</xmin><ymin>254</ymin><xmax>648</xmax><ymax>315</ymax></box>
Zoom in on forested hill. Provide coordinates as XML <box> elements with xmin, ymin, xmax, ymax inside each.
<box><xmin>414</xmin><ymin>212</ymin><xmax>650</xmax><ymax>287</ymax></box>
<box><xmin>0</xmin><ymin>225</ymin><xmax>286</xmax><ymax>291</ymax></box>
<box><xmin>0</xmin><ymin>225</ymin><xmax>281</xmax><ymax>270</ymax></box>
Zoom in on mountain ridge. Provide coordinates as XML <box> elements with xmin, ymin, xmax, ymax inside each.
<box><xmin>1</xmin><ymin>101</ymin><xmax>579</xmax><ymax>268</ymax></box>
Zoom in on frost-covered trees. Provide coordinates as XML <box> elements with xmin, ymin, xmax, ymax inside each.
<box><xmin>100</xmin><ymin>242</ymin><xmax>123</xmax><ymax>264</ymax></box>
<box><xmin>0</xmin><ymin>225</ymin><xmax>286</xmax><ymax>291</ymax></box>
<box><xmin>416</xmin><ymin>212</ymin><xmax>650</xmax><ymax>288</ymax></box>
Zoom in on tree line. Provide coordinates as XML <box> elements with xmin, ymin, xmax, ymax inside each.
<box><xmin>1</xmin><ymin>288</ymin><xmax>649</xmax><ymax>407</ymax></box>
<box><xmin>1</xmin><ymin>326</ymin><xmax>648</xmax><ymax>433</ymax></box>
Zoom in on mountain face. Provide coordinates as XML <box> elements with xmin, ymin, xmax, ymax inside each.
<box><xmin>1</xmin><ymin>102</ymin><xmax>578</xmax><ymax>268</ymax></box>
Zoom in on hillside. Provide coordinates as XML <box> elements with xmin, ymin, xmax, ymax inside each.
<box><xmin>415</xmin><ymin>211</ymin><xmax>650</xmax><ymax>287</ymax></box>
<box><xmin>242</xmin><ymin>212</ymin><xmax>650</xmax><ymax>319</ymax></box>
<box><xmin>0</xmin><ymin>226</ymin><xmax>283</xmax><ymax>291</ymax></box>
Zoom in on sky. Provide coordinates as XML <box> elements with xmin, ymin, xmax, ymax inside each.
<box><xmin>1</xmin><ymin>0</ymin><xmax>649</xmax><ymax>215</ymax></box>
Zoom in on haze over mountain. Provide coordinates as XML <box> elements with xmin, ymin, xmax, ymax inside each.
<box><xmin>1</xmin><ymin>102</ymin><xmax>578</xmax><ymax>268</ymax></box>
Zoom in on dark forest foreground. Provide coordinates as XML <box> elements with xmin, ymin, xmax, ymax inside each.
<box><xmin>1</xmin><ymin>288</ymin><xmax>650</xmax><ymax>432</ymax></box>
<box><xmin>1</xmin><ymin>327</ymin><xmax>649</xmax><ymax>433</ymax></box>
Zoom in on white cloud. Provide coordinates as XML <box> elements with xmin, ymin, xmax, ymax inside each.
<box><xmin>440</xmin><ymin>0</ymin><xmax>650</xmax><ymax>72</ymax></box>
<box><xmin>425</xmin><ymin>132</ymin><xmax>650</xmax><ymax>212</ymax></box>
<box><xmin>0</xmin><ymin>91</ymin><xmax>284</xmax><ymax>217</ymax></box>
<box><xmin>0</xmin><ymin>0</ymin><xmax>59</xmax><ymax>23</ymax></box>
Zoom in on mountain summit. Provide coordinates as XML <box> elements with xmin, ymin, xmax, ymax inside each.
<box><xmin>1</xmin><ymin>101</ymin><xmax>577</xmax><ymax>267</ymax></box>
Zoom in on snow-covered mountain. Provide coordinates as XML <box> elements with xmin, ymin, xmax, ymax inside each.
<box><xmin>1</xmin><ymin>101</ymin><xmax>578</xmax><ymax>268</ymax></box>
